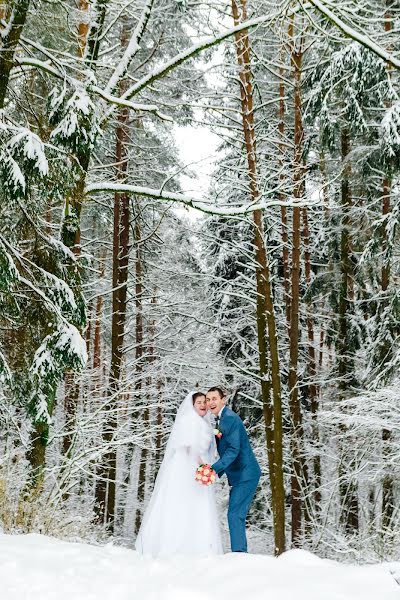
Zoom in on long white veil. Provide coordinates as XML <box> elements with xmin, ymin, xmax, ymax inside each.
<box><xmin>135</xmin><ymin>390</ymin><xmax>216</xmax><ymax>555</ymax></box>
<box><xmin>163</xmin><ymin>390</ymin><xmax>212</xmax><ymax>461</ymax></box>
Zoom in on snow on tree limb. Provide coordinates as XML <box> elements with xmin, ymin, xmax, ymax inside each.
<box><xmin>15</xmin><ymin>56</ymin><xmax>64</xmax><ymax>79</ymax></box>
<box><xmin>103</xmin><ymin>2</ymin><xmax>295</xmax><ymax>121</ymax></box>
<box><xmin>103</xmin><ymin>0</ymin><xmax>155</xmax><ymax>97</ymax></box>
<box><xmin>14</xmin><ymin>2</ymin><xmax>303</xmax><ymax>127</ymax></box>
<box><xmin>30</xmin><ymin>323</ymin><xmax>88</xmax><ymax>424</ymax></box>
<box><xmin>95</xmin><ymin>87</ymin><xmax>172</xmax><ymax>121</ymax></box>
<box><xmin>85</xmin><ymin>182</ymin><xmax>321</xmax><ymax>216</ymax></box>
<box><xmin>307</xmin><ymin>0</ymin><xmax>400</xmax><ymax>71</ymax></box>
<box><xmin>0</xmin><ymin>347</ymin><xmax>12</xmax><ymax>385</ymax></box>
<box><xmin>15</xmin><ymin>58</ymin><xmax>172</xmax><ymax>121</ymax></box>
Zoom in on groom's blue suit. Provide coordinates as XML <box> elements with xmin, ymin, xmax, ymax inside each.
<box><xmin>212</xmin><ymin>406</ymin><xmax>261</xmax><ymax>553</ymax></box>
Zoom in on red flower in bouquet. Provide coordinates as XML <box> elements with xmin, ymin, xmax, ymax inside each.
<box><xmin>195</xmin><ymin>464</ymin><xmax>217</xmax><ymax>486</ymax></box>
<box><xmin>213</xmin><ymin>428</ymin><xmax>222</xmax><ymax>439</ymax></box>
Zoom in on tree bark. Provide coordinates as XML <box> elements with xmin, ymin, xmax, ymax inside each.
<box><xmin>0</xmin><ymin>2</ymin><xmax>8</xmax><ymax>24</ymax></box>
<box><xmin>26</xmin><ymin>421</ymin><xmax>48</xmax><ymax>488</ymax></box>
<box><xmin>0</xmin><ymin>0</ymin><xmax>30</xmax><ymax>109</ymax></box>
<box><xmin>61</xmin><ymin>0</ymin><xmax>92</xmax><ymax>462</ymax></box>
<box><xmin>381</xmin><ymin>175</ymin><xmax>394</xmax><ymax>530</ymax></box>
<box><xmin>132</xmin><ymin>207</ymin><xmax>145</xmax><ymax>535</ymax></box>
<box><xmin>338</xmin><ymin>128</ymin><xmax>359</xmax><ymax>532</ymax></box>
<box><xmin>302</xmin><ymin>208</ymin><xmax>321</xmax><ymax>516</ymax></box>
<box><xmin>381</xmin><ymin>3</ymin><xmax>394</xmax><ymax>533</ymax></box>
<box><xmin>93</xmin><ymin>251</ymin><xmax>105</xmax><ymax>373</ymax></box>
<box><xmin>287</xmin><ymin>32</ymin><xmax>305</xmax><ymax>546</ymax></box>
<box><xmin>92</xmin><ymin>252</ymin><xmax>106</xmax><ymax>393</ymax></box>
<box><xmin>231</xmin><ymin>0</ymin><xmax>285</xmax><ymax>555</ymax></box>
<box><xmin>95</xmin><ymin>59</ymin><xmax>131</xmax><ymax>526</ymax></box>
<box><xmin>278</xmin><ymin>48</ymin><xmax>291</xmax><ymax>326</ymax></box>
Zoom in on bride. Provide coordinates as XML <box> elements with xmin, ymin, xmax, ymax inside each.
<box><xmin>135</xmin><ymin>390</ymin><xmax>223</xmax><ymax>557</ymax></box>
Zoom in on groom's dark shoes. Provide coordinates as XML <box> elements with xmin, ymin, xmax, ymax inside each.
<box><xmin>212</xmin><ymin>406</ymin><xmax>261</xmax><ymax>553</ymax></box>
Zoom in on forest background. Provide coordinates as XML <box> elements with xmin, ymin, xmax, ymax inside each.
<box><xmin>1</xmin><ymin>0</ymin><xmax>400</xmax><ymax>561</ymax></box>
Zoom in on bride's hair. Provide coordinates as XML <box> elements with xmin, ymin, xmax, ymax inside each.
<box><xmin>192</xmin><ymin>391</ymin><xmax>205</xmax><ymax>404</ymax></box>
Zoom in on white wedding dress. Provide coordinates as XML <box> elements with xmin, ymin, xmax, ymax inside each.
<box><xmin>135</xmin><ymin>391</ymin><xmax>223</xmax><ymax>557</ymax></box>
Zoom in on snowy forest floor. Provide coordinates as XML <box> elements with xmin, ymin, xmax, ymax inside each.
<box><xmin>1</xmin><ymin>534</ymin><xmax>400</xmax><ymax>600</ymax></box>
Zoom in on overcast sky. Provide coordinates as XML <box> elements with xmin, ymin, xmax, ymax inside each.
<box><xmin>172</xmin><ymin>35</ymin><xmax>225</xmax><ymax>221</ymax></box>
<box><xmin>172</xmin><ymin>123</ymin><xmax>221</xmax><ymax>220</ymax></box>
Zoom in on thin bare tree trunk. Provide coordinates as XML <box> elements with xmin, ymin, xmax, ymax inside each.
<box><xmin>92</xmin><ymin>252</ymin><xmax>106</xmax><ymax>393</ymax></box>
<box><xmin>287</xmin><ymin>25</ymin><xmax>306</xmax><ymax>545</ymax></box>
<box><xmin>77</xmin><ymin>0</ymin><xmax>89</xmax><ymax>58</ymax></box>
<box><xmin>302</xmin><ymin>208</ymin><xmax>321</xmax><ymax>517</ymax></box>
<box><xmin>92</xmin><ymin>293</ymin><xmax>104</xmax><ymax>373</ymax></box>
<box><xmin>154</xmin><ymin>360</ymin><xmax>164</xmax><ymax>484</ymax></box>
<box><xmin>93</xmin><ymin>271</ymin><xmax>105</xmax><ymax>374</ymax></box>
<box><xmin>133</xmin><ymin>208</ymin><xmax>145</xmax><ymax>535</ymax></box>
<box><xmin>95</xmin><ymin>42</ymin><xmax>130</xmax><ymax>526</ymax></box>
<box><xmin>381</xmin><ymin>3</ymin><xmax>394</xmax><ymax>532</ymax></box>
<box><xmin>338</xmin><ymin>128</ymin><xmax>359</xmax><ymax>533</ymax></box>
<box><xmin>231</xmin><ymin>0</ymin><xmax>285</xmax><ymax>555</ymax></box>
<box><xmin>278</xmin><ymin>47</ymin><xmax>291</xmax><ymax>326</ymax></box>
<box><xmin>155</xmin><ymin>393</ymin><xmax>163</xmax><ymax>477</ymax></box>
<box><xmin>381</xmin><ymin>175</ymin><xmax>393</xmax><ymax>530</ymax></box>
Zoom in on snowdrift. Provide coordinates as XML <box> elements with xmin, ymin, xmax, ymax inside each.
<box><xmin>1</xmin><ymin>533</ymin><xmax>399</xmax><ymax>600</ymax></box>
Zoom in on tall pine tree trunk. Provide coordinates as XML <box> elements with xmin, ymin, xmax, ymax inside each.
<box><xmin>381</xmin><ymin>175</ymin><xmax>393</xmax><ymax>529</ymax></box>
<box><xmin>338</xmin><ymin>128</ymin><xmax>359</xmax><ymax>532</ymax></box>
<box><xmin>135</xmin><ymin>297</ymin><xmax>153</xmax><ymax>537</ymax></box>
<box><xmin>93</xmin><ymin>253</ymin><xmax>106</xmax><ymax>374</ymax></box>
<box><xmin>0</xmin><ymin>3</ymin><xmax>8</xmax><ymax>31</ymax></box>
<box><xmin>231</xmin><ymin>0</ymin><xmax>285</xmax><ymax>555</ymax></box>
<box><xmin>381</xmin><ymin>2</ymin><xmax>394</xmax><ymax>532</ymax></box>
<box><xmin>288</xmin><ymin>29</ymin><xmax>305</xmax><ymax>545</ymax></box>
<box><xmin>5</xmin><ymin>0</ymin><xmax>51</xmax><ymax>487</ymax></box>
<box><xmin>302</xmin><ymin>208</ymin><xmax>321</xmax><ymax>516</ymax></box>
<box><xmin>278</xmin><ymin>46</ymin><xmax>291</xmax><ymax>326</ymax></box>
<box><xmin>0</xmin><ymin>0</ymin><xmax>30</xmax><ymax>108</ymax></box>
<box><xmin>132</xmin><ymin>207</ymin><xmax>145</xmax><ymax>535</ymax></box>
<box><xmin>95</xmin><ymin>57</ymin><xmax>130</xmax><ymax>526</ymax></box>
<box><xmin>61</xmin><ymin>0</ymin><xmax>92</xmax><ymax>462</ymax></box>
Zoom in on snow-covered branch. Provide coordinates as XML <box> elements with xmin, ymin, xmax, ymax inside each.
<box><xmin>15</xmin><ymin>58</ymin><xmax>171</xmax><ymax>120</ymax></box>
<box><xmin>103</xmin><ymin>2</ymin><xmax>293</xmax><ymax>121</ymax></box>
<box><xmin>85</xmin><ymin>182</ymin><xmax>321</xmax><ymax>216</ymax></box>
<box><xmin>103</xmin><ymin>0</ymin><xmax>154</xmax><ymax>96</ymax></box>
<box><xmin>94</xmin><ymin>87</ymin><xmax>172</xmax><ymax>121</ymax></box>
<box><xmin>308</xmin><ymin>0</ymin><xmax>400</xmax><ymax>70</ymax></box>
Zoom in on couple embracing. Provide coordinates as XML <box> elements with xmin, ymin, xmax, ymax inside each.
<box><xmin>135</xmin><ymin>387</ymin><xmax>261</xmax><ymax>557</ymax></box>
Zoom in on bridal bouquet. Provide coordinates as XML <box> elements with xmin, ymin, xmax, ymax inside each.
<box><xmin>195</xmin><ymin>464</ymin><xmax>216</xmax><ymax>486</ymax></box>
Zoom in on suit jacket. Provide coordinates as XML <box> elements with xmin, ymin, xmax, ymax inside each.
<box><xmin>212</xmin><ymin>406</ymin><xmax>261</xmax><ymax>486</ymax></box>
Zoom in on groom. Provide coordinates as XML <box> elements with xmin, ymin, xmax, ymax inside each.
<box><xmin>206</xmin><ymin>387</ymin><xmax>261</xmax><ymax>553</ymax></box>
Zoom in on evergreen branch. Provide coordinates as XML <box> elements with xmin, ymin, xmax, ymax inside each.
<box><xmin>15</xmin><ymin>58</ymin><xmax>172</xmax><ymax>120</ymax></box>
<box><xmin>307</xmin><ymin>0</ymin><xmax>400</xmax><ymax>70</ymax></box>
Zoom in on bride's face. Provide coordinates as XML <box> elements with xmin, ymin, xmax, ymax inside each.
<box><xmin>193</xmin><ymin>395</ymin><xmax>207</xmax><ymax>417</ymax></box>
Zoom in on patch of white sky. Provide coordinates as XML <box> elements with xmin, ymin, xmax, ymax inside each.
<box><xmin>173</xmin><ymin>17</ymin><xmax>228</xmax><ymax>222</ymax></box>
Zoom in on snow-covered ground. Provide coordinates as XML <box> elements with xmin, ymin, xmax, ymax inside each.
<box><xmin>1</xmin><ymin>533</ymin><xmax>400</xmax><ymax>600</ymax></box>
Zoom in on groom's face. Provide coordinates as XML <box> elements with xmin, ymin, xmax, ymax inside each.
<box><xmin>206</xmin><ymin>390</ymin><xmax>225</xmax><ymax>415</ymax></box>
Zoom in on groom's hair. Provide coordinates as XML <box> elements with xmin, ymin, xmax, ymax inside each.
<box><xmin>207</xmin><ymin>386</ymin><xmax>226</xmax><ymax>399</ymax></box>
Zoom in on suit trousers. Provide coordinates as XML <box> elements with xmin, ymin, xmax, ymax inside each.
<box><xmin>227</xmin><ymin>477</ymin><xmax>259</xmax><ymax>553</ymax></box>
